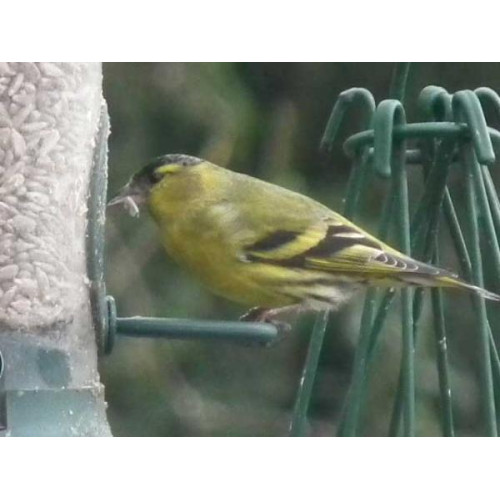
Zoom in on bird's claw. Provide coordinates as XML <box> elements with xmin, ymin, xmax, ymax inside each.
<box><xmin>239</xmin><ymin>307</ymin><xmax>292</xmax><ymax>346</ymax></box>
<box><xmin>239</xmin><ymin>307</ymin><xmax>267</xmax><ymax>322</ymax></box>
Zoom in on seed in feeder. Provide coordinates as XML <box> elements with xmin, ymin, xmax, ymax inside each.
<box><xmin>0</xmin><ymin>285</ymin><xmax>17</xmax><ymax>307</ymax></box>
<box><xmin>8</xmin><ymin>73</ymin><xmax>24</xmax><ymax>96</ymax></box>
<box><xmin>0</xmin><ymin>264</ymin><xmax>19</xmax><ymax>282</ymax></box>
<box><xmin>11</xmin><ymin>129</ymin><xmax>26</xmax><ymax>157</ymax></box>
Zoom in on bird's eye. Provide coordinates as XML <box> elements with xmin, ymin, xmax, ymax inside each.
<box><xmin>181</xmin><ymin>160</ymin><xmax>188</xmax><ymax>167</ymax></box>
<box><xmin>149</xmin><ymin>170</ymin><xmax>164</xmax><ymax>183</ymax></box>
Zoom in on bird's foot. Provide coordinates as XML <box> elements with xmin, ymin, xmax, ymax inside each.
<box><xmin>239</xmin><ymin>307</ymin><xmax>292</xmax><ymax>346</ymax></box>
<box><xmin>239</xmin><ymin>306</ymin><xmax>268</xmax><ymax>322</ymax></box>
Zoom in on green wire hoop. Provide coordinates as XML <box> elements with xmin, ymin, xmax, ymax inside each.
<box><xmin>290</xmin><ymin>63</ymin><xmax>500</xmax><ymax>437</ymax></box>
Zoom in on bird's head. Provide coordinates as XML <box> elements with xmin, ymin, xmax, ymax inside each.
<box><xmin>108</xmin><ymin>154</ymin><xmax>205</xmax><ymax>217</ymax></box>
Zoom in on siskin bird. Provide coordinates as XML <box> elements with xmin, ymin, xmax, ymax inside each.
<box><xmin>108</xmin><ymin>154</ymin><xmax>500</xmax><ymax>323</ymax></box>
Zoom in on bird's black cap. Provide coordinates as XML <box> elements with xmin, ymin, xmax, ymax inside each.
<box><xmin>137</xmin><ymin>154</ymin><xmax>203</xmax><ymax>182</ymax></box>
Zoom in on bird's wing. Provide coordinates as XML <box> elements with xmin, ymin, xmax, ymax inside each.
<box><xmin>243</xmin><ymin>217</ymin><xmax>450</xmax><ymax>279</ymax></box>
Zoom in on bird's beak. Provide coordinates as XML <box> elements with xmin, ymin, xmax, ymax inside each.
<box><xmin>107</xmin><ymin>181</ymin><xmax>133</xmax><ymax>206</ymax></box>
<box><xmin>107</xmin><ymin>181</ymin><xmax>143</xmax><ymax>217</ymax></box>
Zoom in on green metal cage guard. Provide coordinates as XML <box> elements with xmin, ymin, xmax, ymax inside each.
<box><xmin>291</xmin><ymin>63</ymin><xmax>500</xmax><ymax>437</ymax></box>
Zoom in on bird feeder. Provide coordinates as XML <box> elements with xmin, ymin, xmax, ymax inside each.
<box><xmin>0</xmin><ymin>63</ymin><xmax>110</xmax><ymax>436</ymax></box>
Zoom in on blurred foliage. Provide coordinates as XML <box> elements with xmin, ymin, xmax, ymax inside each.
<box><xmin>102</xmin><ymin>63</ymin><xmax>500</xmax><ymax>436</ymax></box>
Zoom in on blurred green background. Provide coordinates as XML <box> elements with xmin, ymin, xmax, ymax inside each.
<box><xmin>102</xmin><ymin>63</ymin><xmax>500</xmax><ymax>436</ymax></box>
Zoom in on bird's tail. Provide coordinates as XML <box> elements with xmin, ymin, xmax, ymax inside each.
<box><xmin>393</xmin><ymin>254</ymin><xmax>500</xmax><ymax>301</ymax></box>
<box><xmin>435</xmin><ymin>276</ymin><xmax>500</xmax><ymax>301</ymax></box>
